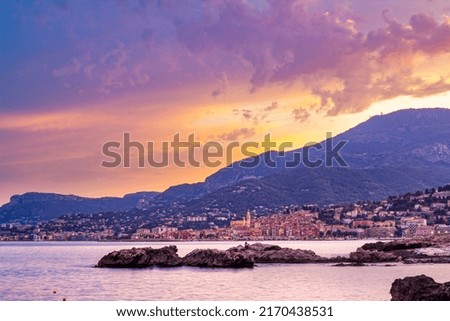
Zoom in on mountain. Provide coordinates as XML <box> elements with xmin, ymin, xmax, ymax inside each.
<box><xmin>155</xmin><ymin>150</ymin><xmax>288</xmax><ymax>201</ymax></box>
<box><xmin>334</xmin><ymin>108</ymin><xmax>450</xmax><ymax>168</ymax></box>
<box><xmin>177</xmin><ymin>165</ymin><xmax>450</xmax><ymax>215</ymax></box>
<box><xmin>0</xmin><ymin>191</ymin><xmax>159</xmax><ymax>223</ymax></box>
<box><xmin>1</xmin><ymin>108</ymin><xmax>449</xmax><ymax>223</ymax></box>
<box><xmin>157</xmin><ymin>108</ymin><xmax>450</xmax><ymax>203</ymax></box>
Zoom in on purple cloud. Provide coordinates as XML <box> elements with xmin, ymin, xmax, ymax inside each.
<box><xmin>292</xmin><ymin>108</ymin><xmax>310</xmax><ymax>123</ymax></box>
<box><xmin>3</xmin><ymin>0</ymin><xmax>450</xmax><ymax>116</ymax></box>
<box><xmin>234</xmin><ymin>101</ymin><xmax>279</xmax><ymax>125</ymax></box>
<box><xmin>264</xmin><ymin>101</ymin><xmax>278</xmax><ymax>112</ymax></box>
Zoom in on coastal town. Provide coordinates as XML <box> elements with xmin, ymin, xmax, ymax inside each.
<box><xmin>1</xmin><ymin>186</ymin><xmax>450</xmax><ymax>242</ymax></box>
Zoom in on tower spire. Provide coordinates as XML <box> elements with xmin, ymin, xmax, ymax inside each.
<box><xmin>246</xmin><ymin>209</ymin><xmax>251</xmax><ymax>228</ymax></box>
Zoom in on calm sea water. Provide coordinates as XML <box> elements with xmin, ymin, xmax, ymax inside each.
<box><xmin>0</xmin><ymin>240</ymin><xmax>449</xmax><ymax>301</ymax></box>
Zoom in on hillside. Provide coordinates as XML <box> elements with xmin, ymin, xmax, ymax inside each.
<box><xmin>158</xmin><ymin>108</ymin><xmax>450</xmax><ymax>203</ymax></box>
<box><xmin>1</xmin><ymin>108</ymin><xmax>449</xmax><ymax>223</ymax></box>
<box><xmin>177</xmin><ymin>165</ymin><xmax>450</xmax><ymax>215</ymax></box>
<box><xmin>0</xmin><ymin>191</ymin><xmax>159</xmax><ymax>223</ymax></box>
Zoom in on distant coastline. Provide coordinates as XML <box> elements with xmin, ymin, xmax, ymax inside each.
<box><xmin>0</xmin><ymin>237</ymin><xmax>395</xmax><ymax>243</ymax></box>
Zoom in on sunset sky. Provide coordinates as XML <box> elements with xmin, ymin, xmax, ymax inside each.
<box><xmin>1</xmin><ymin>0</ymin><xmax>450</xmax><ymax>205</ymax></box>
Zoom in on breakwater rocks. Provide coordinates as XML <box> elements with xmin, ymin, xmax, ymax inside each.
<box><xmin>183</xmin><ymin>249</ymin><xmax>254</xmax><ymax>268</ymax></box>
<box><xmin>348</xmin><ymin>248</ymin><xmax>400</xmax><ymax>263</ymax></box>
<box><xmin>97</xmin><ymin>237</ymin><xmax>450</xmax><ymax>268</ymax></box>
<box><xmin>390</xmin><ymin>275</ymin><xmax>450</xmax><ymax>300</ymax></box>
<box><xmin>227</xmin><ymin>243</ymin><xmax>329</xmax><ymax>263</ymax></box>
<box><xmin>96</xmin><ymin>245</ymin><xmax>255</xmax><ymax>268</ymax></box>
<box><xmin>354</xmin><ymin>236</ymin><xmax>450</xmax><ymax>264</ymax></box>
<box><xmin>96</xmin><ymin>243</ymin><xmax>330</xmax><ymax>268</ymax></box>
<box><xmin>96</xmin><ymin>245</ymin><xmax>183</xmax><ymax>268</ymax></box>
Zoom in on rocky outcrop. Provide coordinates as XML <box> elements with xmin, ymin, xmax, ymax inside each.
<box><xmin>404</xmin><ymin>245</ymin><xmax>450</xmax><ymax>263</ymax></box>
<box><xmin>96</xmin><ymin>243</ymin><xmax>327</xmax><ymax>268</ymax></box>
<box><xmin>390</xmin><ymin>275</ymin><xmax>450</xmax><ymax>301</ymax></box>
<box><xmin>96</xmin><ymin>245</ymin><xmax>183</xmax><ymax>268</ymax></box>
<box><xmin>361</xmin><ymin>240</ymin><xmax>435</xmax><ymax>252</ymax></box>
<box><xmin>96</xmin><ymin>238</ymin><xmax>450</xmax><ymax>269</ymax></box>
<box><xmin>360</xmin><ymin>237</ymin><xmax>450</xmax><ymax>264</ymax></box>
<box><xmin>349</xmin><ymin>248</ymin><xmax>400</xmax><ymax>263</ymax></box>
<box><xmin>227</xmin><ymin>243</ymin><xmax>328</xmax><ymax>263</ymax></box>
<box><xmin>183</xmin><ymin>249</ymin><xmax>254</xmax><ymax>268</ymax></box>
<box><xmin>332</xmin><ymin>262</ymin><xmax>367</xmax><ymax>267</ymax></box>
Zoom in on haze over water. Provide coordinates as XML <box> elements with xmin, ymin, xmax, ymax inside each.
<box><xmin>1</xmin><ymin>241</ymin><xmax>449</xmax><ymax>301</ymax></box>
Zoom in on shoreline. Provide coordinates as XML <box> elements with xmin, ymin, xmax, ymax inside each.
<box><xmin>0</xmin><ymin>237</ymin><xmax>396</xmax><ymax>243</ymax></box>
<box><xmin>94</xmin><ymin>236</ymin><xmax>450</xmax><ymax>268</ymax></box>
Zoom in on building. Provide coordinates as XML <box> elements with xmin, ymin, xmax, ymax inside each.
<box><xmin>400</xmin><ymin>217</ymin><xmax>427</xmax><ymax>236</ymax></box>
<box><xmin>352</xmin><ymin>220</ymin><xmax>373</xmax><ymax>228</ymax></box>
<box><xmin>435</xmin><ymin>225</ymin><xmax>450</xmax><ymax>236</ymax></box>
<box><xmin>230</xmin><ymin>210</ymin><xmax>252</xmax><ymax>228</ymax></box>
<box><xmin>187</xmin><ymin>216</ymin><xmax>208</xmax><ymax>222</ymax></box>
<box><xmin>245</xmin><ymin>209</ymin><xmax>251</xmax><ymax>228</ymax></box>
<box><xmin>365</xmin><ymin>227</ymin><xmax>396</xmax><ymax>238</ymax></box>
<box><xmin>151</xmin><ymin>226</ymin><xmax>178</xmax><ymax>234</ymax></box>
<box><xmin>415</xmin><ymin>225</ymin><xmax>435</xmax><ymax>237</ymax></box>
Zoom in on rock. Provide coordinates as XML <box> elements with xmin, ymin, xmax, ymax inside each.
<box><xmin>358</xmin><ymin>237</ymin><xmax>450</xmax><ymax>264</ymax></box>
<box><xmin>227</xmin><ymin>243</ymin><xmax>327</xmax><ymax>263</ymax></box>
<box><xmin>390</xmin><ymin>275</ymin><xmax>450</xmax><ymax>301</ymax></box>
<box><xmin>349</xmin><ymin>248</ymin><xmax>400</xmax><ymax>263</ymax></box>
<box><xmin>362</xmin><ymin>236</ymin><xmax>450</xmax><ymax>252</ymax></box>
<box><xmin>414</xmin><ymin>246</ymin><xmax>450</xmax><ymax>257</ymax></box>
<box><xmin>183</xmin><ymin>249</ymin><xmax>254</xmax><ymax>268</ymax></box>
<box><xmin>402</xmin><ymin>246</ymin><xmax>450</xmax><ymax>263</ymax></box>
<box><xmin>332</xmin><ymin>262</ymin><xmax>367</xmax><ymax>267</ymax></box>
<box><xmin>96</xmin><ymin>245</ymin><xmax>183</xmax><ymax>268</ymax></box>
<box><xmin>403</xmin><ymin>257</ymin><xmax>450</xmax><ymax>264</ymax></box>
<box><xmin>361</xmin><ymin>240</ymin><xmax>434</xmax><ymax>252</ymax></box>
<box><xmin>326</xmin><ymin>256</ymin><xmax>351</xmax><ymax>263</ymax></box>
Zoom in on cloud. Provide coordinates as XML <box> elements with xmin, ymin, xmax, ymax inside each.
<box><xmin>234</xmin><ymin>101</ymin><xmax>279</xmax><ymax>125</ymax></box>
<box><xmin>3</xmin><ymin>1</ymin><xmax>450</xmax><ymax>115</ymax></box>
<box><xmin>0</xmin><ymin>111</ymin><xmax>106</xmax><ymax>132</ymax></box>
<box><xmin>173</xmin><ymin>2</ymin><xmax>450</xmax><ymax>115</ymax></box>
<box><xmin>292</xmin><ymin>108</ymin><xmax>310</xmax><ymax>123</ymax></box>
<box><xmin>217</xmin><ymin>128</ymin><xmax>255</xmax><ymax>141</ymax></box>
<box><xmin>311</xmin><ymin>12</ymin><xmax>450</xmax><ymax>115</ymax></box>
<box><xmin>4</xmin><ymin>0</ymin><xmax>450</xmax><ymax>205</ymax></box>
<box><xmin>264</xmin><ymin>101</ymin><xmax>278</xmax><ymax>112</ymax></box>
<box><xmin>240</xmin><ymin>109</ymin><xmax>253</xmax><ymax>120</ymax></box>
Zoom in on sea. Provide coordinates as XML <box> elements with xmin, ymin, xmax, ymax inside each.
<box><xmin>0</xmin><ymin>240</ymin><xmax>449</xmax><ymax>301</ymax></box>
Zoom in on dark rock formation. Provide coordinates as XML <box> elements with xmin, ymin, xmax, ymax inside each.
<box><xmin>361</xmin><ymin>240</ymin><xmax>435</xmax><ymax>252</ymax></box>
<box><xmin>327</xmin><ymin>255</ymin><xmax>351</xmax><ymax>263</ymax></box>
<box><xmin>96</xmin><ymin>238</ymin><xmax>450</xmax><ymax>270</ymax></box>
<box><xmin>96</xmin><ymin>243</ymin><xmax>328</xmax><ymax>269</ymax></box>
<box><xmin>349</xmin><ymin>248</ymin><xmax>400</xmax><ymax>263</ymax></box>
<box><xmin>227</xmin><ymin>243</ymin><xmax>328</xmax><ymax>263</ymax></box>
<box><xmin>96</xmin><ymin>245</ymin><xmax>183</xmax><ymax>268</ymax></box>
<box><xmin>332</xmin><ymin>262</ymin><xmax>367</xmax><ymax>267</ymax></box>
<box><xmin>390</xmin><ymin>275</ymin><xmax>450</xmax><ymax>301</ymax></box>
<box><xmin>183</xmin><ymin>249</ymin><xmax>254</xmax><ymax>268</ymax></box>
<box><xmin>360</xmin><ymin>237</ymin><xmax>450</xmax><ymax>263</ymax></box>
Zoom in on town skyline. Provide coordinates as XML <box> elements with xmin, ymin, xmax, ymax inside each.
<box><xmin>2</xmin><ymin>185</ymin><xmax>449</xmax><ymax>242</ymax></box>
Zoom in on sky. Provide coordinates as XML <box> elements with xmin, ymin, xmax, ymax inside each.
<box><xmin>1</xmin><ymin>0</ymin><xmax>450</xmax><ymax>205</ymax></box>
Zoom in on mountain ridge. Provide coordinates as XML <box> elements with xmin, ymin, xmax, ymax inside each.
<box><xmin>157</xmin><ymin>107</ymin><xmax>450</xmax><ymax>202</ymax></box>
<box><xmin>0</xmin><ymin>191</ymin><xmax>159</xmax><ymax>223</ymax></box>
<box><xmin>1</xmin><ymin>107</ymin><xmax>449</xmax><ymax>223</ymax></box>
